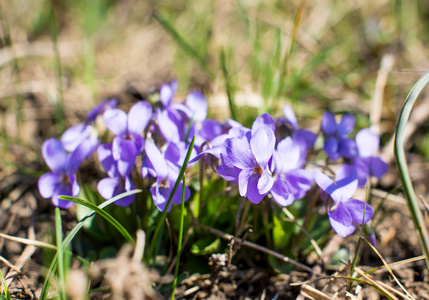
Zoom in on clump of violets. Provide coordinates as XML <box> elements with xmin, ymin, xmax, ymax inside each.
<box><xmin>321</xmin><ymin>111</ymin><xmax>357</xmax><ymax>161</ymax></box>
<box><xmin>38</xmin><ymin>80</ymin><xmax>389</xmax><ymax>240</ymax></box>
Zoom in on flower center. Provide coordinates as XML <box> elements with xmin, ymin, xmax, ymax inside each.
<box><xmin>255</xmin><ymin>166</ymin><xmax>263</xmax><ymax>176</ymax></box>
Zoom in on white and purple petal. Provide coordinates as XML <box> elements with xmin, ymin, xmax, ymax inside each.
<box><xmin>250</xmin><ymin>126</ymin><xmax>275</xmax><ymax>167</ymax></box>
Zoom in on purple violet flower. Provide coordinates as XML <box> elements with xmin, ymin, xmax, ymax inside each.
<box><xmin>143</xmin><ymin>140</ymin><xmax>190</xmax><ymax>212</ymax></box>
<box><xmin>97</xmin><ymin>143</ymin><xmax>136</xmax><ymax>206</ymax></box>
<box><xmin>103</xmin><ymin>101</ymin><xmax>152</xmax><ymax>177</ymax></box>
<box><xmin>353</xmin><ymin>128</ymin><xmax>388</xmax><ymax>187</ymax></box>
<box><xmin>321</xmin><ymin>111</ymin><xmax>358</xmax><ymax>161</ymax></box>
<box><xmin>38</xmin><ymin>138</ymin><xmax>82</xmax><ymax>209</ymax></box>
<box><xmin>271</xmin><ymin>137</ymin><xmax>313</xmax><ymax>206</ymax></box>
<box><xmin>313</xmin><ymin>165</ymin><xmax>373</xmax><ymax>237</ymax></box>
<box><xmin>220</xmin><ymin>126</ymin><xmax>275</xmax><ymax>204</ymax></box>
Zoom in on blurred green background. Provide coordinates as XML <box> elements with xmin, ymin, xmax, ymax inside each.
<box><xmin>1</xmin><ymin>0</ymin><xmax>429</xmax><ymax>174</ymax></box>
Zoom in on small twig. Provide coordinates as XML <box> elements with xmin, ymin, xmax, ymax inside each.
<box><xmin>0</xmin><ymin>233</ymin><xmax>57</xmax><ymax>250</ymax></box>
<box><xmin>300</xmin><ymin>284</ymin><xmax>331</xmax><ymax>300</ymax></box>
<box><xmin>0</xmin><ymin>256</ymin><xmax>22</xmax><ymax>274</ymax></box>
<box><xmin>194</xmin><ymin>222</ymin><xmax>319</xmax><ymax>275</ymax></box>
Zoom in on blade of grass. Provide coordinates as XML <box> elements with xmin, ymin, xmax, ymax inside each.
<box><xmin>40</xmin><ymin>189</ymin><xmax>142</xmax><ymax>300</ymax></box>
<box><xmin>55</xmin><ymin>208</ymin><xmax>66</xmax><ymax>300</ymax></box>
<box><xmin>361</xmin><ymin>237</ymin><xmax>415</xmax><ymax>300</ymax></box>
<box><xmin>220</xmin><ymin>49</ymin><xmax>237</xmax><ymax>120</ymax></box>
<box><xmin>50</xmin><ymin>8</ymin><xmax>65</xmax><ymax>134</ymax></box>
<box><xmin>58</xmin><ymin>195</ymin><xmax>135</xmax><ymax>245</ymax></box>
<box><xmin>154</xmin><ymin>12</ymin><xmax>212</xmax><ymax>78</ymax></box>
<box><xmin>349</xmin><ymin>185</ymin><xmax>370</xmax><ymax>288</ymax></box>
<box><xmin>170</xmin><ymin>176</ymin><xmax>186</xmax><ymax>300</ymax></box>
<box><xmin>0</xmin><ymin>268</ymin><xmax>11</xmax><ymax>300</ymax></box>
<box><xmin>146</xmin><ymin>135</ymin><xmax>195</xmax><ymax>264</ymax></box>
<box><xmin>394</xmin><ymin>70</ymin><xmax>429</xmax><ymax>269</ymax></box>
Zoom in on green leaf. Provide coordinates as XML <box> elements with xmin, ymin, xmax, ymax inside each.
<box><xmin>58</xmin><ymin>195</ymin><xmax>135</xmax><ymax>245</ymax></box>
<box><xmin>191</xmin><ymin>237</ymin><xmax>221</xmax><ymax>256</ymax></box>
<box><xmin>272</xmin><ymin>214</ymin><xmax>293</xmax><ymax>250</ymax></box>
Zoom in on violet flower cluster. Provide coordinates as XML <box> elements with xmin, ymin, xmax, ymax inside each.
<box><xmin>38</xmin><ymin>80</ymin><xmax>388</xmax><ymax>238</ymax></box>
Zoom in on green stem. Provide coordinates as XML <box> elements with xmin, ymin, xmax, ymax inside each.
<box><xmin>55</xmin><ymin>208</ymin><xmax>66</xmax><ymax>300</ymax></box>
<box><xmin>394</xmin><ymin>70</ymin><xmax>429</xmax><ymax>270</ymax></box>
<box><xmin>170</xmin><ymin>177</ymin><xmax>186</xmax><ymax>299</ymax></box>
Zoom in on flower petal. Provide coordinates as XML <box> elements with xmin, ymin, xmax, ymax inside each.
<box><xmin>275</xmin><ymin>137</ymin><xmax>301</xmax><ymax>172</ymax></box>
<box><xmin>38</xmin><ymin>173</ymin><xmax>61</xmax><ymax>198</ymax></box>
<box><xmin>245</xmin><ymin>173</ymin><xmax>266</xmax><ymax>204</ymax></box>
<box><xmin>343</xmin><ymin>199</ymin><xmax>373</xmax><ymax>224</ymax></box>
<box><xmin>251</xmin><ymin>126</ymin><xmax>275</xmax><ymax>167</ymax></box>
<box><xmin>223</xmin><ymin>137</ymin><xmax>254</xmax><ymax>169</ymax></box>
<box><xmin>160</xmin><ymin>83</ymin><xmax>174</xmax><ymax>107</ymax></box>
<box><xmin>251</xmin><ymin>113</ymin><xmax>276</xmax><ymax>134</ymax></box>
<box><xmin>258</xmin><ymin>168</ymin><xmax>273</xmax><ymax>194</ymax></box>
<box><xmin>145</xmin><ymin>140</ymin><xmax>169</xmax><ymax>179</ymax></box>
<box><xmin>283</xmin><ymin>105</ymin><xmax>298</xmax><ymax>130</ymax></box>
<box><xmin>321</xmin><ymin>111</ymin><xmax>337</xmax><ymax>136</ymax></box>
<box><xmin>128</xmin><ymin>101</ymin><xmax>152</xmax><ymax>135</ymax></box>
<box><xmin>356</xmin><ymin>128</ymin><xmax>379</xmax><ymax>157</ymax></box>
<box><xmin>338</xmin><ymin>137</ymin><xmax>358</xmax><ymax>159</ymax></box>
<box><xmin>328</xmin><ymin>216</ymin><xmax>356</xmax><ymax>237</ymax></box>
<box><xmin>338</xmin><ymin>113</ymin><xmax>355</xmax><ymax>136</ymax></box>
<box><xmin>42</xmin><ymin>138</ymin><xmax>68</xmax><ymax>173</ymax></box>
<box><xmin>98</xmin><ymin>143</ymin><xmax>118</xmax><ymax>178</ymax></box>
<box><xmin>186</xmin><ymin>91</ymin><xmax>207</xmax><ymax>122</ymax></box>
<box><xmin>313</xmin><ymin>168</ymin><xmax>335</xmax><ymax>196</ymax></box>
<box><xmin>238</xmin><ymin>168</ymin><xmax>251</xmax><ymax>198</ymax></box>
<box><xmin>328</xmin><ymin>201</ymin><xmax>352</xmax><ymax>226</ymax></box>
<box><xmin>285</xmin><ymin>169</ymin><xmax>313</xmax><ymax>199</ymax></box>
<box><xmin>51</xmin><ymin>181</ymin><xmax>78</xmax><ymax>209</ymax></box>
<box><xmin>271</xmin><ymin>176</ymin><xmax>293</xmax><ymax>206</ymax></box>
<box><xmin>369</xmin><ymin>156</ymin><xmax>388</xmax><ymax>178</ymax></box>
<box><xmin>61</xmin><ymin>123</ymin><xmax>89</xmax><ymax>152</ymax></box>
<box><xmin>117</xmin><ymin>140</ymin><xmax>138</xmax><ymax>177</ymax></box>
<box><xmin>103</xmin><ymin>109</ymin><xmax>128</xmax><ymax>136</ymax></box>
<box><xmin>323</xmin><ymin>136</ymin><xmax>340</xmax><ymax>161</ymax></box>
<box><xmin>98</xmin><ymin>177</ymin><xmax>120</xmax><ymax>200</ymax></box>
<box><xmin>333</xmin><ymin>165</ymin><xmax>358</xmax><ymax>202</ymax></box>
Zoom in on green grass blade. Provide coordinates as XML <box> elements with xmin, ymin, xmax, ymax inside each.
<box><xmin>146</xmin><ymin>135</ymin><xmax>195</xmax><ymax>264</ymax></box>
<box><xmin>40</xmin><ymin>189</ymin><xmax>142</xmax><ymax>300</ymax></box>
<box><xmin>0</xmin><ymin>268</ymin><xmax>11</xmax><ymax>300</ymax></box>
<box><xmin>170</xmin><ymin>176</ymin><xmax>186</xmax><ymax>300</ymax></box>
<box><xmin>55</xmin><ymin>208</ymin><xmax>66</xmax><ymax>300</ymax></box>
<box><xmin>394</xmin><ymin>70</ymin><xmax>429</xmax><ymax>270</ymax></box>
<box><xmin>154</xmin><ymin>12</ymin><xmax>212</xmax><ymax>77</ymax></box>
<box><xmin>220</xmin><ymin>49</ymin><xmax>237</xmax><ymax>120</ymax></box>
<box><xmin>58</xmin><ymin>195</ymin><xmax>135</xmax><ymax>245</ymax></box>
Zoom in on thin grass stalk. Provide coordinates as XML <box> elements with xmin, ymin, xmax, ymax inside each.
<box><xmin>146</xmin><ymin>135</ymin><xmax>196</xmax><ymax>264</ymax></box>
<box><xmin>154</xmin><ymin>13</ymin><xmax>212</xmax><ymax>78</ymax></box>
<box><xmin>50</xmin><ymin>9</ymin><xmax>65</xmax><ymax>134</ymax></box>
<box><xmin>349</xmin><ymin>185</ymin><xmax>371</xmax><ymax>289</ymax></box>
<box><xmin>55</xmin><ymin>208</ymin><xmax>66</xmax><ymax>300</ymax></box>
<box><xmin>0</xmin><ymin>268</ymin><xmax>11</xmax><ymax>300</ymax></box>
<box><xmin>220</xmin><ymin>49</ymin><xmax>237</xmax><ymax>120</ymax></box>
<box><xmin>40</xmin><ymin>190</ymin><xmax>142</xmax><ymax>300</ymax></box>
<box><xmin>170</xmin><ymin>177</ymin><xmax>186</xmax><ymax>300</ymax></box>
<box><xmin>394</xmin><ymin>70</ymin><xmax>429</xmax><ymax>270</ymax></box>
